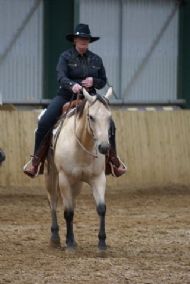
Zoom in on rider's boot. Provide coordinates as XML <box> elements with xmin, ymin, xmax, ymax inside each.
<box><xmin>23</xmin><ymin>131</ymin><xmax>51</xmax><ymax>178</ymax></box>
<box><xmin>106</xmin><ymin>119</ymin><xmax>127</xmax><ymax>177</ymax></box>
<box><xmin>105</xmin><ymin>148</ymin><xmax>127</xmax><ymax>177</ymax></box>
<box><xmin>23</xmin><ymin>155</ymin><xmax>41</xmax><ymax>178</ymax></box>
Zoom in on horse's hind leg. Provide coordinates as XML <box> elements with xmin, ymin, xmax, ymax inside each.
<box><xmin>91</xmin><ymin>175</ymin><xmax>107</xmax><ymax>250</ymax></box>
<box><xmin>47</xmin><ymin>189</ymin><xmax>61</xmax><ymax>247</ymax></box>
<box><xmin>49</xmin><ymin>201</ymin><xmax>61</xmax><ymax>248</ymax></box>
<box><xmin>45</xmin><ymin>160</ymin><xmax>61</xmax><ymax>248</ymax></box>
<box><xmin>59</xmin><ymin>173</ymin><xmax>80</xmax><ymax>249</ymax></box>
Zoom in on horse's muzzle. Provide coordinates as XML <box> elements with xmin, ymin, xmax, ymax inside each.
<box><xmin>98</xmin><ymin>143</ymin><xmax>110</xmax><ymax>155</ymax></box>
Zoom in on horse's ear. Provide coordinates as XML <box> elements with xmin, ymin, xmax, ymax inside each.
<box><xmin>83</xmin><ymin>88</ymin><xmax>96</xmax><ymax>104</ymax></box>
<box><xmin>105</xmin><ymin>87</ymin><xmax>113</xmax><ymax>101</ymax></box>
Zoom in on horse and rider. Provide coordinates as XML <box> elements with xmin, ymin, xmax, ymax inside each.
<box><xmin>23</xmin><ymin>23</ymin><xmax>126</xmax><ymax>179</ymax></box>
<box><xmin>22</xmin><ymin>23</ymin><xmax>127</xmax><ymax>250</ymax></box>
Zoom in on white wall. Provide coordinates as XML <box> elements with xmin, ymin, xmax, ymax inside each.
<box><xmin>79</xmin><ymin>0</ymin><xmax>179</xmax><ymax>104</ymax></box>
<box><xmin>0</xmin><ymin>0</ymin><xmax>43</xmax><ymax>103</ymax></box>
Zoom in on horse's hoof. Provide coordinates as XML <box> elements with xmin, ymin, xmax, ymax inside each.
<box><xmin>49</xmin><ymin>238</ymin><xmax>61</xmax><ymax>248</ymax></box>
<box><xmin>66</xmin><ymin>241</ymin><xmax>77</xmax><ymax>250</ymax></box>
<box><xmin>98</xmin><ymin>241</ymin><xmax>107</xmax><ymax>251</ymax></box>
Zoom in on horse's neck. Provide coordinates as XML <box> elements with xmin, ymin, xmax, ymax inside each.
<box><xmin>76</xmin><ymin>109</ymin><xmax>94</xmax><ymax>150</ymax></box>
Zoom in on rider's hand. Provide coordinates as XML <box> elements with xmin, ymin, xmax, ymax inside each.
<box><xmin>82</xmin><ymin>77</ymin><xmax>93</xmax><ymax>88</ymax></box>
<box><xmin>72</xmin><ymin>83</ymin><xmax>82</xmax><ymax>94</ymax></box>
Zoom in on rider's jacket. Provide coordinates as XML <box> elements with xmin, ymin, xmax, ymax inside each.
<box><xmin>56</xmin><ymin>47</ymin><xmax>107</xmax><ymax>97</ymax></box>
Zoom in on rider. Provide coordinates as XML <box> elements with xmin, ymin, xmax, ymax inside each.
<box><xmin>23</xmin><ymin>23</ymin><xmax>126</xmax><ymax>178</ymax></box>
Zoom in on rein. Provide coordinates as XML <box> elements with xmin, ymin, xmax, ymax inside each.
<box><xmin>74</xmin><ymin>99</ymin><xmax>98</xmax><ymax>159</ymax></box>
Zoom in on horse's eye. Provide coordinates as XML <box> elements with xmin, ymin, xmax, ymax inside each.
<box><xmin>88</xmin><ymin>115</ymin><xmax>95</xmax><ymax>122</ymax></box>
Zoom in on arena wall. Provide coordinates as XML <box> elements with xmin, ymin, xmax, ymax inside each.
<box><xmin>0</xmin><ymin>109</ymin><xmax>190</xmax><ymax>189</ymax></box>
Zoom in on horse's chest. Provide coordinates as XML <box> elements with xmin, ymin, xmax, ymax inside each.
<box><xmin>67</xmin><ymin>162</ymin><xmax>93</xmax><ymax>176</ymax></box>
<box><xmin>55</xmin><ymin>141</ymin><xmax>104</xmax><ymax>179</ymax></box>
<box><xmin>65</xmin><ymin>159</ymin><xmax>103</xmax><ymax>180</ymax></box>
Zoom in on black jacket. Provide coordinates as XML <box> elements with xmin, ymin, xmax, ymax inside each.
<box><xmin>56</xmin><ymin>47</ymin><xmax>107</xmax><ymax>96</ymax></box>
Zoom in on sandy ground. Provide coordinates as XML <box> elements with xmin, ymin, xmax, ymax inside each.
<box><xmin>0</xmin><ymin>184</ymin><xmax>190</xmax><ymax>284</ymax></box>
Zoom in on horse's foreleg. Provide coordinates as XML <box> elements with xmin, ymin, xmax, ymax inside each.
<box><xmin>91</xmin><ymin>175</ymin><xmax>107</xmax><ymax>250</ymax></box>
<box><xmin>97</xmin><ymin>203</ymin><xmax>107</xmax><ymax>250</ymax></box>
<box><xmin>64</xmin><ymin>209</ymin><xmax>77</xmax><ymax>248</ymax></box>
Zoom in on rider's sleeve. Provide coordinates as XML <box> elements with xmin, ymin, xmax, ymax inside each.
<box><xmin>93</xmin><ymin>58</ymin><xmax>107</xmax><ymax>90</ymax></box>
<box><xmin>56</xmin><ymin>53</ymin><xmax>75</xmax><ymax>91</ymax></box>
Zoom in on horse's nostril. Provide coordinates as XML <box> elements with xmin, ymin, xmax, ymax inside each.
<box><xmin>98</xmin><ymin>144</ymin><xmax>110</xmax><ymax>155</ymax></box>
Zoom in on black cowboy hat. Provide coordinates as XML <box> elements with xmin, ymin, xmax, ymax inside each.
<box><xmin>66</xmin><ymin>23</ymin><xmax>100</xmax><ymax>43</ymax></box>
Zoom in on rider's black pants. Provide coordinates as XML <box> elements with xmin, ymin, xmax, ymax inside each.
<box><xmin>34</xmin><ymin>95</ymin><xmax>69</xmax><ymax>153</ymax></box>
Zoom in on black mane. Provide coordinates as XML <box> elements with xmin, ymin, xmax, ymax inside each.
<box><xmin>96</xmin><ymin>94</ymin><xmax>109</xmax><ymax>108</ymax></box>
<box><xmin>77</xmin><ymin>94</ymin><xmax>109</xmax><ymax>118</ymax></box>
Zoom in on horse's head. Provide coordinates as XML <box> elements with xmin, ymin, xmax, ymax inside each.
<box><xmin>82</xmin><ymin>88</ymin><xmax>113</xmax><ymax>155</ymax></box>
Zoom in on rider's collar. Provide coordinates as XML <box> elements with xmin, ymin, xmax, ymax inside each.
<box><xmin>73</xmin><ymin>47</ymin><xmax>89</xmax><ymax>58</ymax></box>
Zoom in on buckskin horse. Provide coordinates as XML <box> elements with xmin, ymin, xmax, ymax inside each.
<box><xmin>45</xmin><ymin>87</ymin><xmax>113</xmax><ymax>250</ymax></box>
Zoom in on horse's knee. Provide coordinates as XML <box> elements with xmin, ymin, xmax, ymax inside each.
<box><xmin>51</xmin><ymin>225</ymin><xmax>59</xmax><ymax>233</ymax></box>
<box><xmin>64</xmin><ymin>210</ymin><xmax>74</xmax><ymax>221</ymax></box>
<box><xmin>97</xmin><ymin>204</ymin><xmax>106</xmax><ymax>217</ymax></box>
